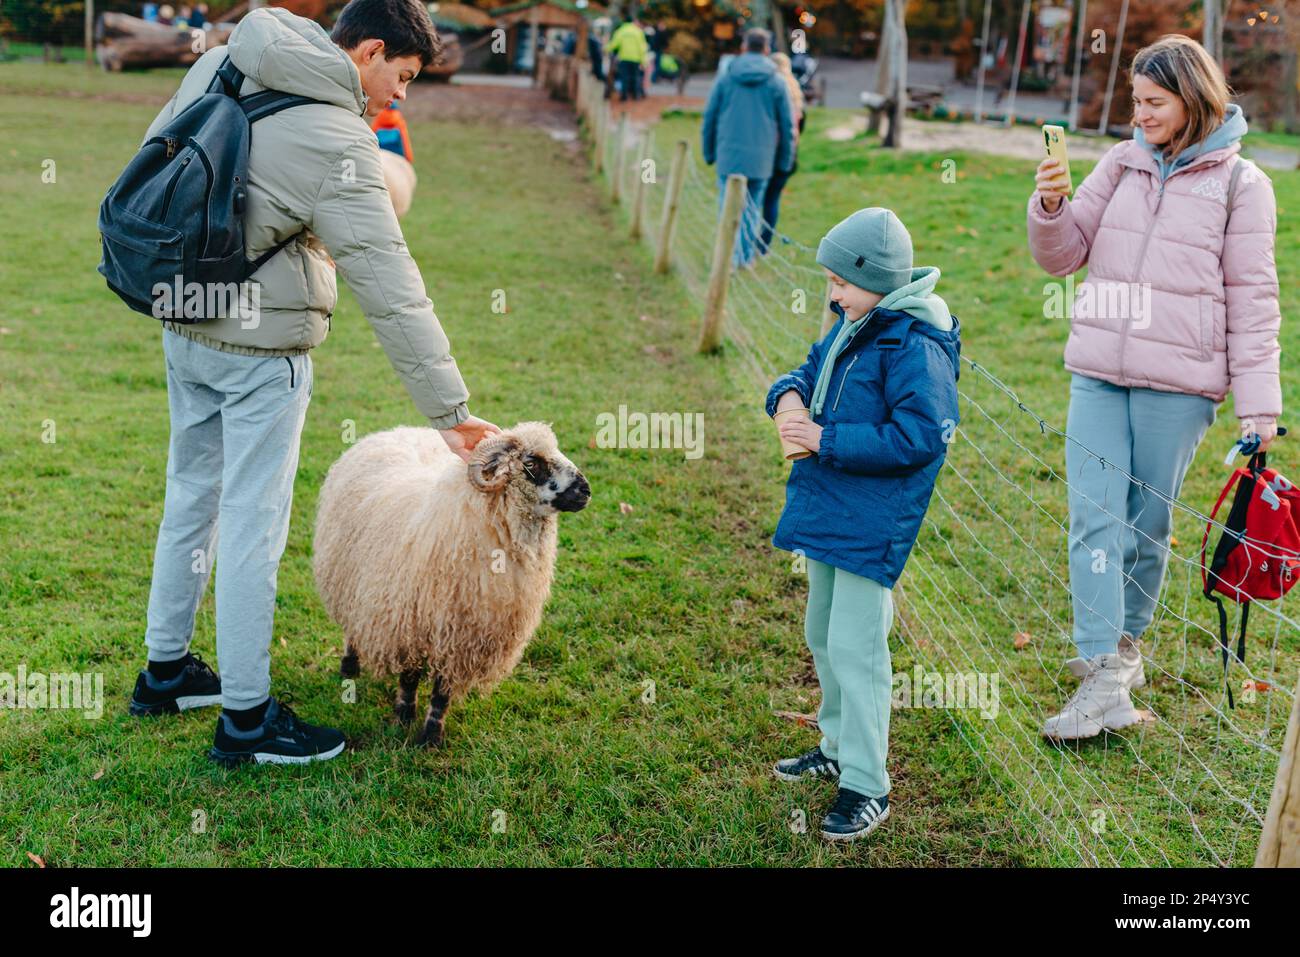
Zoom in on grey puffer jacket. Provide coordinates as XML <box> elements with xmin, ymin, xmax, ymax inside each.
<box><xmin>142</xmin><ymin>7</ymin><xmax>469</xmax><ymax>428</ymax></box>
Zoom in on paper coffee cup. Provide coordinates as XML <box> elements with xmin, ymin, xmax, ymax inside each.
<box><xmin>774</xmin><ymin>406</ymin><xmax>813</xmax><ymax>461</ymax></box>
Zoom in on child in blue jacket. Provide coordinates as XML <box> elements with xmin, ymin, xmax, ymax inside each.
<box><xmin>766</xmin><ymin>207</ymin><xmax>961</xmax><ymax>841</ymax></box>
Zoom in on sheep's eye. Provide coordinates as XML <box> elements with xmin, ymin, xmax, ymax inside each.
<box><xmin>522</xmin><ymin>455</ymin><xmax>550</xmax><ymax>486</ymax></box>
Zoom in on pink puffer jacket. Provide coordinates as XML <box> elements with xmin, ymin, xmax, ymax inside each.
<box><xmin>1026</xmin><ymin>138</ymin><xmax>1281</xmax><ymax>421</ymax></box>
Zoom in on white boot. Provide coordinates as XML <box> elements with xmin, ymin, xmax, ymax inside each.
<box><xmin>1118</xmin><ymin>633</ymin><xmax>1146</xmax><ymax>690</ymax></box>
<box><xmin>1041</xmin><ymin>653</ymin><xmax>1142</xmax><ymax>741</ymax></box>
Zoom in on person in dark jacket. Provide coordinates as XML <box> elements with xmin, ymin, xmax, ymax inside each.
<box><xmin>586</xmin><ymin>31</ymin><xmax>606</xmax><ymax>81</ymax></box>
<box><xmin>701</xmin><ymin>28</ymin><xmax>793</xmax><ymax>268</ymax></box>
<box><xmin>759</xmin><ymin>51</ymin><xmax>805</xmax><ymax>255</ymax></box>
<box><xmin>766</xmin><ymin>208</ymin><xmax>961</xmax><ymax>842</ymax></box>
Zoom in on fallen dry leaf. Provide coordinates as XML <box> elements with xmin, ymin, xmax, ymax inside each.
<box><xmin>27</xmin><ymin>852</ymin><xmax>45</xmax><ymax>868</ymax></box>
<box><xmin>279</xmin><ymin>637</ymin><xmax>288</xmax><ymax>648</ymax></box>
<box><xmin>91</xmin><ymin>768</ymin><xmax>104</xmax><ymax>781</ymax></box>
<box><xmin>1013</xmin><ymin>631</ymin><xmax>1033</xmax><ymax>650</ymax></box>
<box><xmin>619</xmin><ymin>501</ymin><xmax>634</xmax><ymax>515</ymax></box>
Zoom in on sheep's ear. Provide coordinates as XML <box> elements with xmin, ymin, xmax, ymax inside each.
<box><xmin>467</xmin><ymin>434</ymin><xmax>521</xmax><ymax>493</ymax></box>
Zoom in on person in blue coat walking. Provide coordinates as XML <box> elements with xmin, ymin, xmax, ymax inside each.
<box><xmin>766</xmin><ymin>208</ymin><xmax>961</xmax><ymax>841</ymax></box>
<box><xmin>701</xmin><ymin>28</ymin><xmax>793</xmax><ymax>268</ymax></box>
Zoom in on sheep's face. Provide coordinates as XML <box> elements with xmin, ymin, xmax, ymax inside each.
<box><xmin>467</xmin><ymin>422</ymin><xmax>591</xmax><ymax>517</ymax></box>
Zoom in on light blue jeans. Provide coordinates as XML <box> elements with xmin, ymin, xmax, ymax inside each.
<box><xmin>1065</xmin><ymin>374</ymin><xmax>1215</xmax><ymax>659</ymax></box>
<box><xmin>716</xmin><ymin>171</ymin><xmax>768</xmax><ymax>268</ymax></box>
<box><xmin>805</xmin><ymin>558</ymin><xmax>895</xmax><ymax>797</ymax></box>
<box><xmin>143</xmin><ymin>329</ymin><xmax>312</xmax><ymax>708</ymax></box>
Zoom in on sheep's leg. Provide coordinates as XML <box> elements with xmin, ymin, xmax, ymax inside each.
<box><xmin>340</xmin><ymin>642</ymin><xmax>360</xmax><ymax>679</ymax></box>
<box><xmin>415</xmin><ymin>676</ymin><xmax>449</xmax><ymax>748</ymax></box>
<box><xmin>394</xmin><ymin>669</ymin><xmax>421</xmax><ymax>725</ymax></box>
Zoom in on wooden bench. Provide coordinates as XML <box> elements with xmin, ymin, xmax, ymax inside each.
<box><xmin>860</xmin><ymin>83</ymin><xmax>946</xmax><ymax>125</ymax></box>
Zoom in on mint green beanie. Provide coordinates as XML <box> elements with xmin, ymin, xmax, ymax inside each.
<box><xmin>815</xmin><ymin>207</ymin><xmax>913</xmax><ymax>295</ymax></box>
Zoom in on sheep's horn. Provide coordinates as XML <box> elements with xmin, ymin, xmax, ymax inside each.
<box><xmin>467</xmin><ymin>434</ymin><xmax>518</xmax><ymax>493</ymax></box>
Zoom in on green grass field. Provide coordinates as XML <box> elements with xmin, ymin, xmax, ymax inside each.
<box><xmin>1</xmin><ymin>61</ymin><xmax>1295</xmax><ymax>866</ymax></box>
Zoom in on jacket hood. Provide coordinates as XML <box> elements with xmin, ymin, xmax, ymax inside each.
<box><xmin>875</xmin><ymin>266</ymin><xmax>953</xmax><ymax>332</ymax></box>
<box><xmin>228</xmin><ymin>7</ymin><xmax>367</xmax><ymax>114</ymax></box>
<box><xmin>728</xmin><ymin>53</ymin><xmax>777</xmax><ymax>85</ymax></box>
<box><xmin>1134</xmin><ymin>102</ymin><xmax>1247</xmax><ymax>181</ymax></box>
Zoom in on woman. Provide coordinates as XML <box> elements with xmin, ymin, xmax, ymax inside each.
<box><xmin>759</xmin><ymin>52</ymin><xmax>806</xmax><ymax>256</ymax></box>
<box><xmin>1025</xmin><ymin>35</ymin><xmax>1281</xmax><ymax>740</ymax></box>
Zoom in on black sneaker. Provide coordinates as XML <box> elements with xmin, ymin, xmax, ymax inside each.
<box><xmin>820</xmin><ymin>787</ymin><xmax>890</xmax><ymax>842</ymax></box>
<box><xmin>128</xmin><ymin>653</ymin><xmax>222</xmax><ymax>716</ymax></box>
<box><xmin>773</xmin><ymin>745</ymin><xmax>840</xmax><ymax>782</ymax></box>
<box><xmin>208</xmin><ymin>696</ymin><xmax>346</xmax><ymax>768</ymax></box>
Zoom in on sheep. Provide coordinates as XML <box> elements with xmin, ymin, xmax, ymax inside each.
<box><xmin>378</xmin><ymin>150</ymin><xmax>416</xmax><ymax>219</ymax></box>
<box><xmin>312</xmin><ymin>421</ymin><xmax>590</xmax><ymax>747</ymax></box>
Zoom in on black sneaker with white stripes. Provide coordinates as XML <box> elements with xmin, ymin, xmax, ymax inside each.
<box><xmin>128</xmin><ymin>653</ymin><xmax>222</xmax><ymax>716</ymax></box>
<box><xmin>773</xmin><ymin>745</ymin><xmax>840</xmax><ymax>782</ymax></box>
<box><xmin>820</xmin><ymin>788</ymin><xmax>890</xmax><ymax>841</ymax></box>
<box><xmin>208</xmin><ymin>696</ymin><xmax>346</xmax><ymax>768</ymax></box>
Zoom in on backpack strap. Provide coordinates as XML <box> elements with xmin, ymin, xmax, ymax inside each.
<box><xmin>240</xmin><ymin>90</ymin><xmax>325</xmax><ymax>124</ymax></box>
<box><xmin>1209</xmin><ymin>592</ymin><xmax>1249</xmax><ymax>709</ymax></box>
<box><xmin>209</xmin><ymin>55</ymin><xmax>245</xmax><ymax>98</ymax></box>
<box><xmin>1224</xmin><ymin>158</ymin><xmax>1246</xmax><ymax>231</ymax></box>
<box><xmin>206</xmin><ymin>54</ymin><xmax>324</xmax><ymax>122</ymax></box>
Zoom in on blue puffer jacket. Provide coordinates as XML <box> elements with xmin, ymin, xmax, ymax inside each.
<box><xmin>765</xmin><ymin>301</ymin><xmax>962</xmax><ymax>587</ymax></box>
<box><xmin>702</xmin><ymin>53</ymin><xmax>794</xmax><ymax>180</ymax></box>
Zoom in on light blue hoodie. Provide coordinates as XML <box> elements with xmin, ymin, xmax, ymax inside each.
<box><xmin>1133</xmin><ymin>102</ymin><xmax>1248</xmax><ymax>182</ymax></box>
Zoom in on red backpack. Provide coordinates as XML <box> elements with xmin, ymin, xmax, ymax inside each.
<box><xmin>1200</xmin><ymin>448</ymin><xmax>1300</xmax><ymax>706</ymax></box>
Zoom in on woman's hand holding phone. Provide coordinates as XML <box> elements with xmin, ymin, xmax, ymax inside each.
<box><xmin>1035</xmin><ymin>158</ymin><xmax>1070</xmax><ymax>213</ymax></box>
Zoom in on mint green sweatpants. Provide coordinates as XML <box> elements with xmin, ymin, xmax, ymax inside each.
<box><xmin>805</xmin><ymin>558</ymin><xmax>894</xmax><ymax>797</ymax></box>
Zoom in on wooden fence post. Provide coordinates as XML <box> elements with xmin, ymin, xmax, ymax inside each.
<box><xmin>698</xmin><ymin>173</ymin><xmax>746</xmax><ymax>353</ymax></box>
<box><xmin>1257</xmin><ymin>669</ymin><xmax>1300</xmax><ymax>866</ymax></box>
<box><xmin>593</xmin><ymin>99</ymin><xmax>608</xmax><ymax>175</ymax></box>
<box><xmin>629</xmin><ymin>129</ymin><xmax>650</xmax><ymax>239</ymax></box>
<box><xmin>611</xmin><ymin>110</ymin><xmax>628</xmax><ymax>202</ymax></box>
<box><xmin>653</xmin><ymin>139</ymin><xmax>689</xmax><ymax>275</ymax></box>
<box><xmin>820</xmin><ymin>278</ymin><xmax>836</xmax><ymax>336</ymax></box>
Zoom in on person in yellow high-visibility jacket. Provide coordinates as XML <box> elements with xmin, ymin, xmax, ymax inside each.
<box><xmin>606</xmin><ymin>16</ymin><xmax>649</xmax><ymax>102</ymax></box>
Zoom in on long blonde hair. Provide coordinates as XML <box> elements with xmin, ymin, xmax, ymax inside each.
<box><xmin>1129</xmin><ymin>35</ymin><xmax>1232</xmax><ymax>159</ymax></box>
<box><xmin>771</xmin><ymin>52</ymin><xmax>805</xmax><ymax>126</ymax></box>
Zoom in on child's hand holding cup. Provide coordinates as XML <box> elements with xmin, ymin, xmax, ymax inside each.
<box><xmin>774</xmin><ymin>389</ymin><xmax>816</xmax><ymax>461</ymax></box>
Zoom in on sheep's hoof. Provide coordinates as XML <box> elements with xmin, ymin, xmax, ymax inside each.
<box><xmin>340</xmin><ymin>653</ymin><xmax>359</xmax><ymax>679</ymax></box>
<box><xmin>415</xmin><ymin>723</ymin><xmax>444</xmax><ymax>748</ymax></box>
<box><xmin>394</xmin><ymin>701</ymin><xmax>416</xmax><ymax>725</ymax></box>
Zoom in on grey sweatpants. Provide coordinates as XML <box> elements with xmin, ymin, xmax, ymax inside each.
<box><xmin>1065</xmin><ymin>373</ymin><xmax>1215</xmax><ymax>659</ymax></box>
<box><xmin>143</xmin><ymin>329</ymin><xmax>312</xmax><ymax>709</ymax></box>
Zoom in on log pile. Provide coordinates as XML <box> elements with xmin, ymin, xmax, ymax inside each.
<box><xmin>95</xmin><ymin>12</ymin><xmax>233</xmax><ymax>72</ymax></box>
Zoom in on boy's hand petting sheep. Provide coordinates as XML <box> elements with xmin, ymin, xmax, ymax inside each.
<box><xmin>439</xmin><ymin>415</ymin><xmax>503</xmax><ymax>463</ymax></box>
<box><xmin>779</xmin><ymin>416</ymin><xmax>823</xmax><ymax>454</ymax></box>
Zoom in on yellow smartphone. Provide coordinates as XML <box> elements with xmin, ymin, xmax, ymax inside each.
<box><xmin>1042</xmin><ymin>124</ymin><xmax>1073</xmax><ymax>194</ymax></box>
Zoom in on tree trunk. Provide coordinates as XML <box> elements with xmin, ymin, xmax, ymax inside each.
<box><xmin>883</xmin><ymin>0</ymin><xmax>907</xmax><ymax>149</ymax></box>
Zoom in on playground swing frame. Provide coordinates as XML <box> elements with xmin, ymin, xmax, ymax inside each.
<box><xmin>971</xmin><ymin>0</ymin><xmax>1112</xmax><ymax>134</ymax></box>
